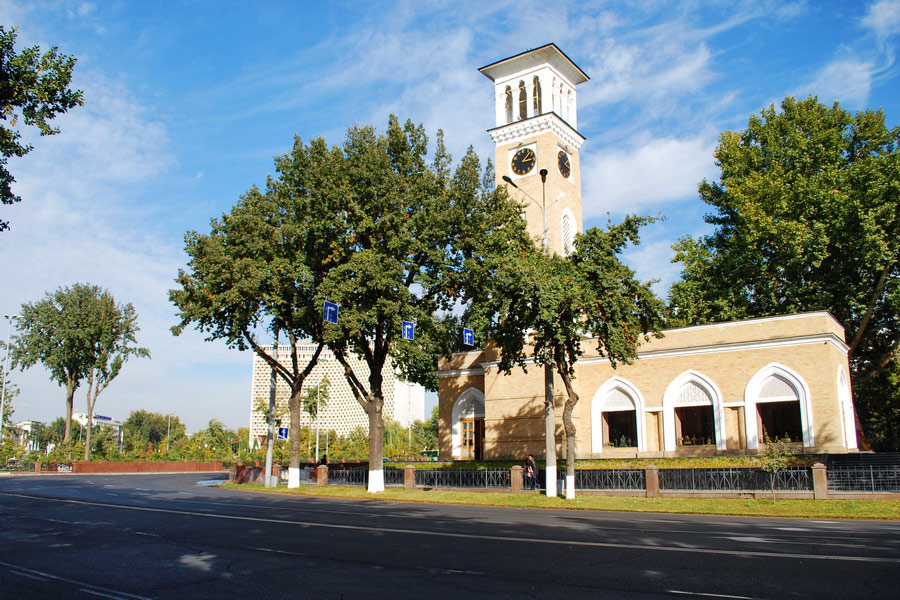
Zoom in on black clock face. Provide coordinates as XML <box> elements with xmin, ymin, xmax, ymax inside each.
<box><xmin>558</xmin><ymin>151</ymin><xmax>571</xmax><ymax>178</ymax></box>
<box><xmin>511</xmin><ymin>148</ymin><xmax>536</xmax><ymax>176</ymax></box>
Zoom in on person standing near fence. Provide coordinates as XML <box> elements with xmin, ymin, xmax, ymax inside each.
<box><xmin>525</xmin><ymin>454</ymin><xmax>538</xmax><ymax>490</ymax></box>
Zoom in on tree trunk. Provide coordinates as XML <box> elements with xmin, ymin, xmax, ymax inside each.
<box><xmin>64</xmin><ymin>377</ymin><xmax>75</xmax><ymax>443</ymax></box>
<box><xmin>84</xmin><ymin>373</ymin><xmax>96</xmax><ymax>461</ymax></box>
<box><xmin>558</xmin><ymin>366</ymin><xmax>579</xmax><ymax>500</ymax></box>
<box><xmin>288</xmin><ymin>387</ymin><xmax>303</xmax><ymax>488</ymax></box>
<box><xmin>367</xmin><ymin>395</ymin><xmax>385</xmax><ymax>493</ymax></box>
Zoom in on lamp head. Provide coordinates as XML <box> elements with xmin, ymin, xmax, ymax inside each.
<box><xmin>539</xmin><ymin>169</ymin><xmax>548</xmax><ymax>183</ymax></box>
<box><xmin>501</xmin><ymin>175</ymin><xmax>518</xmax><ymax>189</ymax></box>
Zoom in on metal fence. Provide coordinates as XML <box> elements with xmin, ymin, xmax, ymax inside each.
<box><xmin>416</xmin><ymin>469</ymin><xmax>510</xmax><ymax>488</ymax></box>
<box><xmin>575</xmin><ymin>469</ymin><xmax>646</xmax><ymax>490</ymax></box>
<box><xmin>827</xmin><ymin>465</ymin><xmax>900</xmax><ymax>492</ymax></box>
<box><xmin>325</xmin><ymin>467</ymin><xmax>404</xmax><ymax>486</ymax></box>
<box><xmin>659</xmin><ymin>467</ymin><xmax>812</xmax><ymax>491</ymax></box>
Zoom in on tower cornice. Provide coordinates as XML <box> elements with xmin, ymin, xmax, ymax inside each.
<box><xmin>487</xmin><ymin>112</ymin><xmax>586</xmax><ymax>151</ymax></box>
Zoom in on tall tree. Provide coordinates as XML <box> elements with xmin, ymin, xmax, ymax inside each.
<box><xmin>0</xmin><ymin>364</ymin><xmax>18</xmax><ymax>437</ymax></box>
<box><xmin>123</xmin><ymin>410</ymin><xmax>185</xmax><ymax>454</ymax></box>
<box><xmin>317</xmin><ymin>116</ymin><xmax>528</xmax><ymax>492</ymax></box>
<box><xmin>0</xmin><ymin>26</ymin><xmax>83</xmax><ymax>231</ymax></box>
<box><xmin>668</xmin><ymin>96</ymin><xmax>899</xmax><ymax>449</ymax></box>
<box><xmin>81</xmin><ymin>293</ymin><xmax>149</xmax><ymax>460</ymax></box>
<box><xmin>171</xmin><ymin>135</ymin><xmax>341</xmax><ymax>487</ymax></box>
<box><xmin>469</xmin><ymin>217</ymin><xmax>665</xmax><ymax>497</ymax></box>
<box><xmin>12</xmin><ymin>283</ymin><xmax>108</xmax><ymax>441</ymax></box>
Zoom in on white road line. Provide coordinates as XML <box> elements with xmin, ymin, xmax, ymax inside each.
<box><xmin>668</xmin><ymin>591</ymin><xmax>755</xmax><ymax>599</ymax></box>
<box><xmin>10</xmin><ymin>569</ymin><xmax>47</xmax><ymax>581</ymax></box>
<box><xmin>79</xmin><ymin>589</ymin><xmax>131</xmax><ymax>599</ymax></box>
<box><xmin>3</xmin><ymin>492</ymin><xmax>899</xmax><ymax>565</ymax></box>
<box><xmin>0</xmin><ymin>561</ymin><xmax>152</xmax><ymax>600</ymax></box>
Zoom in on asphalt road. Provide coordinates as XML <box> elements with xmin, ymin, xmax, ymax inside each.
<box><xmin>0</xmin><ymin>473</ymin><xmax>897</xmax><ymax>599</ymax></box>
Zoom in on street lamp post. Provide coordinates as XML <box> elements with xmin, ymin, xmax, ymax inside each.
<box><xmin>1</xmin><ymin>315</ymin><xmax>20</xmax><ymax>443</ymax></box>
<box><xmin>264</xmin><ymin>329</ymin><xmax>279</xmax><ymax>487</ymax></box>
<box><xmin>501</xmin><ymin>172</ymin><xmax>559</xmax><ymax>497</ymax></box>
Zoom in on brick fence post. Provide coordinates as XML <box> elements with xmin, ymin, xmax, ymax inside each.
<box><xmin>316</xmin><ymin>465</ymin><xmax>328</xmax><ymax>486</ymax></box>
<box><xmin>645</xmin><ymin>466</ymin><xmax>659</xmax><ymax>498</ymax></box>
<box><xmin>510</xmin><ymin>465</ymin><xmax>523</xmax><ymax>494</ymax></box>
<box><xmin>812</xmin><ymin>463</ymin><xmax>828</xmax><ymax>500</ymax></box>
<box><xmin>34</xmin><ymin>460</ymin><xmax>41</xmax><ymax>473</ymax></box>
<box><xmin>404</xmin><ymin>465</ymin><xmax>416</xmax><ymax>490</ymax></box>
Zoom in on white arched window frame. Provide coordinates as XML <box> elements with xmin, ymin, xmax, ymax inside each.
<box><xmin>533</xmin><ymin>76</ymin><xmax>542</xmax><ymax>116</ymax></box>
<box><xmin>451</xmin><ymin>387</ymin><xmax>485</xmax><ymax>458</ymax></box>
<box><xmin>744</xmin><ymin>363</ymin><xmax>814</xmax><ymax>449</ymax></box>
<box><xmin>663</xmin><ymin>370</ymin><xmax>727</xmax><ymax>451</ymax></box>
<box><xmin>518</xmin><ymin>80</ymin><xmax>527</xmax><ymax>121</ymax></box>
<box><xmin>591</xmin><ymin>377</ymin><xmax>646</xmax><ymax>453</ymax></box>
<box><xmin>837</xmin><ymin>366</ymin><xmax>857</xmax><ymax>450</ymax></box>
<box><xmin>560</xmin><ymin>207</ymin><xmax>575</xmax><ymax>256</ymax></box>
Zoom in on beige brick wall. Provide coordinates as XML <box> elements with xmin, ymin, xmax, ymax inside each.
<box><xmin>438</xmin><ymin>313</ymin><xmax>855</xmax><ymax>460</ymax></box>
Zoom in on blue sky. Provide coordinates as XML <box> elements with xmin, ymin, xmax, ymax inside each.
<box><xmin>1</xmin><ymin>0</ymin><xmax>898</xmax><ymax>432</ymax></box>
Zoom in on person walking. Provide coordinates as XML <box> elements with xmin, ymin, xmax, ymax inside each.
<box><xmin>524</xmin><ymin>454</ymin><xmax>538</xmax><ymax>490</ymax></box>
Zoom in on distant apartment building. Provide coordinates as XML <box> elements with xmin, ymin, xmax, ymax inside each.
<box><xmin>249</xmin><ymin>344</ymin><xmax>425</xmax><ymax>447</ymax></box>
<box><xmin>72</xmin><ymin>412</ymin><xmax>125</xmax><ymax>451</ymax></box>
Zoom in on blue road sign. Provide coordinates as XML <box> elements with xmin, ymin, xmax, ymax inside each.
<box><xmin>463</xmin><ymin>328</ymin><xmax>474</xmax><ymax>346</ymax></box>
<box><xmin>402</xmin><ymin>320</ymin><xmax>415</xmax><ymax>340</ymax></box>
<box><xmin>323</xmin><ymin>300</ymin><xmax>339</xmax><ymax>324</ymax></box>
<box><xmin>277</xmin><ymin>427</ymin><xmax>289</xmax><ymax>440</ymax></box>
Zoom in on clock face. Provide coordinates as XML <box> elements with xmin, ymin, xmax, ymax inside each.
<box><xmin>511</xmin><ymin>147</ymin><xmax>536</xmax><ymax>176</ymax></box>
<box><xmin>558</xmin><ymin>150</ymin><xmax>571</xmax><ymax>178</ymax></box>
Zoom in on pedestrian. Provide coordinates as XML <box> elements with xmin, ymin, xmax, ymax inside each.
<box><xmin>524</xmin><ymin>454</ymin><xmax>538</xmax><ymax>490</ymax></box>
<box><xmin>320</xmin><ymin>454</ymin><xmax>328</xmax><ymax>466</ymax></box>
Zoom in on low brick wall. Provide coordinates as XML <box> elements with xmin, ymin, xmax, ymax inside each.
<box><xmin>71</xmin><ymin>461</ymin><xmax>223</xmax><ymax>474</ymax></box>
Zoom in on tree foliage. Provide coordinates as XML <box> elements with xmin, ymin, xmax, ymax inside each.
<box><xmin>469</xmin><ymin>216</ymin><xmax>666</xmax><ymax>497</ymax></box>
<box><xmin>668</xmin><ymin>96</ymin><xmax>899</xmax><ymax>449</ymax></box>
<box><xmin>123</xmin><ymin>410</ymin><xmax>186</xmax><ymax>454</ymax></box>
<box><xmin>12</xmin><ymin>283</ymin><xmax>149</xmax><ymax>443</ymax></box>
<box><xmin>0</xmin><ymin>26</ymin><xmax>83</xmax><ymax>231</ymax></box>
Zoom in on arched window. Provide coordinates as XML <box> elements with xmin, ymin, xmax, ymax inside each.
<box><xmin>518</xmin><ymin>80</ymin><xmax>527</xmax><ymax>121</ymax></box>
<box><xmin>744</xmin><ymin>364</ymin><xmax>814</xmax><ymax>448</ymax></box>
<box><xmin>504</xmin><ymin>86</ymin><xmax>513</xmax><ymax>124</ymax></box>
<box><xmin>561</xmin><ymin>208</ymin><xmax>575</xmax><ymax>256</ymax></box>
<box><xmin>551</xmin><ymin>77</ymin><xmax>557</xmax><ymax>113</ymax></box>
<box><xmin>533</xmin><ymin>76</ymin><xmax>542</xmax><ymax>116</ymax></box>
<box><xmin>663</xmin><ymin>371</ymin><xmax>726</xmax><ymax>451</ymax></box>
<box><xmin>451</xmin><ymin>388</ymin><xmax>485</xmax><ymax>459</ymax></box>
<box><xmin>591</xmin><ymin>377</ymin><xmax>646</xmax><ymax>453</ymax></box>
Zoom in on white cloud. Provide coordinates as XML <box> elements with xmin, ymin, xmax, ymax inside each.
<box><xmin>799</xmin><ymin>57</ymin><xmax>876</xmax><ymax>108</ymax></box>
<box><xmin>862</xmin><ymin>0</ymin><xmax>900</xmax><ymax>41</ymax></box>
<box><xmin>581</xmin><ymin>133</ymin><xmax>717</xmax><ymax>218</ymax></box>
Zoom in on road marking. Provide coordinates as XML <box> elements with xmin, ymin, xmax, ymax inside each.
<box><xmin>0</xmin><ymin>560</ymin><xmax>152</xmax><ymax>600</ymax></box>
<box><xmin>2</xmin><ymin>492</ymin><xmax>899</xmax><ymax>565</ymax></box>
<box><xmin>134</xmin><ymin>531</ymin><xmax>160</xmax><ymax>537</ymax></box>
<box><xmin>9</xmin><ymin>569</ymin><xmax>47</xmax><ymax>581</ymax></box>
<box><xmin>80</xmin><ymin>589</ymin><xmax>133</xmax><ymax>599</ymax></box>
<box><xmin>668</xmin><ymin>591</ymin><xmax>754</xmax><ymax>599</ymax></box>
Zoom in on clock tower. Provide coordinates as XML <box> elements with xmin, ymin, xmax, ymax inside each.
<box><xmin>479</xmin><ymin>44</ymin><xmax>589</xmax><ymax>255</ymax></box>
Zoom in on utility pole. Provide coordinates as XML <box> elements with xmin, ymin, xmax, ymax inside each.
<box><xmin>501</xmin><ymin>170</ymin><xmax>559</xmax><ymax>497</ymax></box>
<box><xmin>264</xmin><ymin>329</ymin><xmax>279</xmax><ymax>487</ymax></box>
<box><xmin>315</xmin><ymin>381</ymin><xmax>320</xmax><ymax>462</ymax></box>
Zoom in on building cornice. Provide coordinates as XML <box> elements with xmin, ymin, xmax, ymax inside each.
<box><xmin>488</xmin><ymin>112</ymin><xmax>585</xmax><ymax>151</ymax></box>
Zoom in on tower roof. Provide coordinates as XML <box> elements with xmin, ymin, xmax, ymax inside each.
<box><xmin>478</xmin><ymin>43</ymin><xmax>589</xmax><ymax>85</ymax></box>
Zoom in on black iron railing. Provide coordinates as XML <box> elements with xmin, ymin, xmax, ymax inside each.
<box><xmin>659</xmin><ymin>467</ymin><xmax>812</xmax><ymax>491</ymax></box>
<box><xmin>325</xmin><ymin>467</ymin><xmax>404</xmax><ymax>486</ymax></box>
<box><xmin>827</xmin><ymin>465</ymin><xmax>900</xmax><ymax>492</ymax></box>
<box><xmin>416</xmin><ymin>469</ymin><xmax>510</xmax><ymax>488</ymax></box>
<box><xmin>575</xmin><ymin>469</ymin><xmax>646</xmax><ymax>490</ymax></box>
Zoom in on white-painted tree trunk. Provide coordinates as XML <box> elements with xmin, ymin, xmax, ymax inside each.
<box><xmin>545</xmin><ymin>464</ymin><xmax>557</xmax><ymax>497</ymax></box>
<box><xmin>367</xmin><ymin>468</ymin><xmax>384</xmax><ymax>493</ymax></box>
<box><xmin>565</xmin><ymin>474</ymin><xmax>575</xmax><ymax>499</ymax></box>
<box><xmin>288</xmin><ymin>466</ymin><xmax>300</xmax><ymax>488</ymax></box>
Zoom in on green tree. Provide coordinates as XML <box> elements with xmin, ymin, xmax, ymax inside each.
<box><xmin>470</xmin><ymin>217</ymin><xmax>665</xmax><ymax>498</ymax></box>
<box><xmin>668</xmin><ymin>96</ymin><xmax>899</xmax><ymax>449</ymax></box>
<box><xmin>0</xmin><ymin>26</ymin><xmax>83</xmax><ymax>231</ymax></box>
<box><xmin>171</xmin><ymin>134</ymin><xmax>344</xmax><ymax>486</ymax></box>
<box><xmin>123</xmin><ymin>410</ymin><xmax>186</xmax><ymax>454</ymax></box>
<box><xmin>81</xmin><ymin>291</ymin><xmax>149</xmax><ymax>460</ymax></box>
<box><xmin>0</xmin><ymin>364</ymin><xmax>18</xmax><ymax>438</ymax></box>
<box><xmin>12</xmin><ymin>283</ymin><xmax>114</xmax><ymax>442</ymax></box>
<box><xmin>315</xmin><ymin>116</ymin><xmax>528</xmax><ymax>492</ymax></box>
<box><xmin>761</xmin><ymin>437</ymin><xmax>794</xmax><ymax>502</ymax></box>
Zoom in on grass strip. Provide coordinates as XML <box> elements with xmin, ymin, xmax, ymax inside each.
<box><xmin>223</xmin><ymin>483</ymin><xmax>900</xmax><ymax>520</ymax></box>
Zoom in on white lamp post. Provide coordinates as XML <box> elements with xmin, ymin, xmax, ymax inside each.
<box><xmin>1</xmin><ymin>315</ymin><xmax>20</xmax><ymax>442</ymax></box>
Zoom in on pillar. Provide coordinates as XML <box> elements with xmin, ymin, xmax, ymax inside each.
<box><xmin>812</xmin><ymin>463</ymin><xmax>828</xmax><ymax>500</ymax></box>
<box><xmin>404</xmin><ymin>465</ymin><xmax>416</xmax><ymax>490</ymax></box>
<box><xmin>316</xmin><ymin>465</ymin><xmax>328</xmax><ymax>486</ymax></box>
<box><xmin>645</xmin><ymin>465</ymin><xmax>659</xmax><ymax>498</ymax></box>
<box><xmin>510</xmin><ymin>465</ymin><xmax>523</xmax><ymax>494</ymax></box>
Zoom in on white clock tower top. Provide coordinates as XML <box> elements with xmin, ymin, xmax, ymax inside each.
<box><xmin>478</xmin><ymin>43</ymin><xmax>589</xmax><ymax>150</ymax></box>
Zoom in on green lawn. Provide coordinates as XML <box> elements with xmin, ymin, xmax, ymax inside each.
<box><xmin>225</xmin><ymin>483</ymin><xmax>900</xmax><ymax>520</ymax></box>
